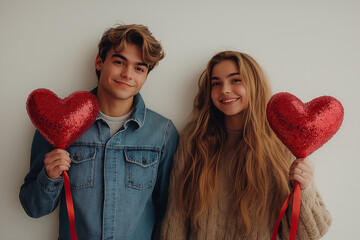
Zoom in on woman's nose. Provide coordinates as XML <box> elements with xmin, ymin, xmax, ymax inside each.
<box><xmin>221</xmin><ymin>83</ymin><xmax>231</xmax><ymax>94</ymax></box>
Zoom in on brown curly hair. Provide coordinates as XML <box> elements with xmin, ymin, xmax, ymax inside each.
<box><xmin>96</xmin><ymin>24</ymin><xmax>165</xmax><ymax>79</ymax></box>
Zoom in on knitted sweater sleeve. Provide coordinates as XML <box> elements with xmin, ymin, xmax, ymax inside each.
<box><xmin>160</xmin><ymin>138</ymin><xmax>189</xmax><ymax>240</ymax></box>
<box><xmin>278</xmin><ymin>181</ymin><xmax>332</xmax><ymax>240</ymax></box>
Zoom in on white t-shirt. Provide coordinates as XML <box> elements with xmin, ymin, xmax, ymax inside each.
<box><xmin>99</xmin><ymin>110</ymin><xmax>133</xmax><ymax>137</ymax></box>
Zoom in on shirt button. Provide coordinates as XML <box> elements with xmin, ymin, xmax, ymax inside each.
<box><xmin>73</xmin><ymin>153</ymin><xmax>78</xmax><ymax>161</ymax></box>
<box><xmin>142</xmin><ymin>157</ymin><xmax>147</xmax><ymax>164</ymax></box>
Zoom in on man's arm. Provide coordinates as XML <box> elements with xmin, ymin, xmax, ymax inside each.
<box><xmin>152</xmin><ymin>120</ymin><xmax>179</xmax><ymax>236</ymax></box>
<box><xmin>19</xmin><ymin>130</ymin><xmax>64</xmax><ymax>218</ymax></box>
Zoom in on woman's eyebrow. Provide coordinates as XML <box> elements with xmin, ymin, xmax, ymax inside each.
<box><xmin>210</xmin><ymin>72</ymin><xmax>240</xmax><ymax>81</ymax></box>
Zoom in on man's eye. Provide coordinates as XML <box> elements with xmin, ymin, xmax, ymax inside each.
<box><xmin>115</xmin><ymin>61</ymin><xmax>124</xmax><ymax>65</ymax></box>
<box><xmin>135</xmin><ymin>67</ymin><xmax>146</xmax><ymax>72</ymax></box>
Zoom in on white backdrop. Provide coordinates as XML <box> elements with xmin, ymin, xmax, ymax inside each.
<box><xmin>1</xmin><ymin>0</ymin><xmax>359</xmax><ymax>239</ymax></box>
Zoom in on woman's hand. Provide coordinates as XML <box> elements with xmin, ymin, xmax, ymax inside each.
<box><xmin>289</xmin><ymin>158</ymin><xmax>314</xmax><ymax>190</ymax></box>
<box><xmin>44</xmin><ymin>148</ymin><xmax>71</xmax><ymax>179</ymax></box>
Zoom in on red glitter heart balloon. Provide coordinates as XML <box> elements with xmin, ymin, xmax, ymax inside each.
<box><xmin>266</xmin><ymin>92</ymin><xmax>344</xmax><ymax>158</ymax></box>
<box><xmin>26</xmin><ymin>88</ymin><xmax>99</xmax><ymax>149</ymax></box>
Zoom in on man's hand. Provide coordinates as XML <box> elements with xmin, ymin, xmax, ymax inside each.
<box><xmin>44</xmin><ymin>149</ymin><xmax>71</xmax><ymax>179</ymax></box>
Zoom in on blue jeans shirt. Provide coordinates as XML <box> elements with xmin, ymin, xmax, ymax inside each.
<box><xmin>19</xmin><ymin>89</ymin><xmax>179</xmax><ymax>240</ymax></box>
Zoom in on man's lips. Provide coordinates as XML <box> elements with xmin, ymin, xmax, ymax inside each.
<box><xmin>114</xmin><ymin>80</ymin><xmax>132</xmax><ymax>88</ymax></box>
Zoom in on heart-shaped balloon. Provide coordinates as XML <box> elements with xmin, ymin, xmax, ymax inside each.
<box><xmin>26</xmin><ymin>88</ymin><xmax>99</xmax><ymax>149</ymax></box>
<box><xmin>266</xmin><ymin>92</ymin><xmax>344</xmax><ymax>158</ymax></box>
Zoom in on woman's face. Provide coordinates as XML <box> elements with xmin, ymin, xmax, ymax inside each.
<box><xmin>210</xmin><ymin>60</ymin><xmax>249</xmax><ymax>122</ymax></box>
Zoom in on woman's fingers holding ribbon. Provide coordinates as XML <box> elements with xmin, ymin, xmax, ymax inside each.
<box><xmin>44</xmin><ymin>148</ymin><xmax>71</xmax><ymax>180</ymax></box>
<box><xmin>289</xmin><ymin>158</ymin><xmax>314</xmax><ymax>190</ymax></box>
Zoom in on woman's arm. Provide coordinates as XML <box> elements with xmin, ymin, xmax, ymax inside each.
<box><xmin>159</xmin><ymin>137</ymin><xmax>189</xmax><ymax>240</ymax></box>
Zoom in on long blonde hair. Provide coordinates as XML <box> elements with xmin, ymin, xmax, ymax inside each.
<box><xmin>179</xmin><ymin>51</ymin><xmax>291</xmax><ymax>235</ymax></box>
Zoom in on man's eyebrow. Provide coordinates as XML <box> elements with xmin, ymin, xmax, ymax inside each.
<box><xmin>112</xmin><ymin>53</ymin><xmax>148</xmax><ymax>69</ymax></box>
<box><xmin>210</xmin><ymin>72</ymin><xmax>240</xmax><ymax>81</ymax></box>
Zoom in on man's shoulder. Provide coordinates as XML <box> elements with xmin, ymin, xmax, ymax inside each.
<box><xmin>145</xmin><ymin>108</ymin><xmax>171</xmax><ymax>122</ymax></box>
<box><xmin>143</xmin><ymin>108</ymin><xmax>178</xmax><ymax>134</ymax></box>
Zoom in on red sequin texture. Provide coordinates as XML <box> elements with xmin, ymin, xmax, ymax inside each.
<box><xmin>266</xmin><ymin>92</ymin><xmax>344</xmax><ymax>158</ymax></box>
<box><xmin>26</xmin><ymin>89</ymin><xmax>99</xmax><ymax>149</ymax></box>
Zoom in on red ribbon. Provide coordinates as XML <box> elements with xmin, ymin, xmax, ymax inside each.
<box><xmin>272</xmin><ymin>182</ymin><xmax>301</xmax><ymax>240</ymax></box>
<box><xmin>63</xmin><ymin>171</ymin><xmax>78</xmax><ymax>240</ymax></box>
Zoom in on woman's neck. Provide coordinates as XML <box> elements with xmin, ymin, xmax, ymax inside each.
<box><xmin>224</xmin><ymin>112</ymin><xmax>245</xmax><ymax>131</ymax></box>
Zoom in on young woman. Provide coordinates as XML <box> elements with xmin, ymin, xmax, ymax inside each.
<box><xmin>160</xmin><ymin>51</ymin><xmax>332</xmax><ymax>239</ymax></box>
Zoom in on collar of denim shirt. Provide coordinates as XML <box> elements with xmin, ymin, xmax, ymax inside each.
<box><xmin>91</xmin><ymin>87</ymin><xmax>145</xmax><ymax>130</ymax></box>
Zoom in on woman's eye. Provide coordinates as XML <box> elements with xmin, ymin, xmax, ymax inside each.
<box><xmin>211</xmin><ymin>82</ymin><xmax>219</xmax><ymax>87</ymax></box>
<box><xmin>233</xmin><ymin>79</ymin><xmax>241</xmax><ymax>83</ymax></box>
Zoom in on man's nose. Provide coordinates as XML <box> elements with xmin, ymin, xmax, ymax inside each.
<box><xmin>121</xmin><ymin>65</ymin><xmax>133</xmax><ymax>79</ymax></box>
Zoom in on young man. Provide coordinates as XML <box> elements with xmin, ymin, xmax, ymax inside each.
<box><xmin>20</xmin><ymin>24</ymin><xmax>179</xmax><ymax>240</ymax></box>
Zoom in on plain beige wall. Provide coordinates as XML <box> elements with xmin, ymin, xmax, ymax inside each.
<box><xmin>1</xmin><ymin>0</ymin><xmax>359</xmax><ymax>239</ymax></box>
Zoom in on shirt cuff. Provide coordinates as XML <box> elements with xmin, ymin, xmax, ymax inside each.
<box><xmin>37</xmin><ymin>167</ymin><xmax>63</xmax><ymax>192</ymax></box>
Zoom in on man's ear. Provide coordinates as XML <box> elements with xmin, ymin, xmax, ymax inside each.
<box><xmin>95</xmin><ymin>55</ymin><xmax>103</xmax><ymax>71</ymax></box>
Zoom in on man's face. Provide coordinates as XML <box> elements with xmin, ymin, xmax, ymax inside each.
<box><xmin>95</xmin><ymin>43</ymin><xmax>148</xmax><ymax>104</ymax></box>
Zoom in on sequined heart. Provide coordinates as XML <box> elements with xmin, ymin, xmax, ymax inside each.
<box><xmin>26</xmin><ymin>88</ymin><xmax>99</xmax><ymax>149</ymax></box>
<box><xmin>266</xmin><ymin>92</ymin><xmax>344</xmax><ymax>158</ymax></box>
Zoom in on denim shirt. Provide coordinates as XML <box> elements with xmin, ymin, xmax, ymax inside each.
<box><xmin>19</xmin><ymin>89</ymin><xmax>179</xmax><ymax>240</ymax></box>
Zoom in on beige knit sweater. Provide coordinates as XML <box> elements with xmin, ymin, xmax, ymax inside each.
<box><xmin>160</xmin><ymin>130</ymin><xmax>332</xmax><ymax>240</ymax></box>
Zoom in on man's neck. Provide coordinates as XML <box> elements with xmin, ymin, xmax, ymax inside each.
<box><xmin>97</xmin><ymin>89</ymin><xmax>134</xmax><ymax>117</ymax></box>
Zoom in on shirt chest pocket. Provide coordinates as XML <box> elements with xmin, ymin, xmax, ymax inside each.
<box><xmin>67</xmin><ymin>146</ymin><xmax>96</xmax><ymax>189</ymax></box>
<box><xmin>124</xmin><ymin>149</ymin><xmax>159</xmax><ymax>190</ymax></box>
